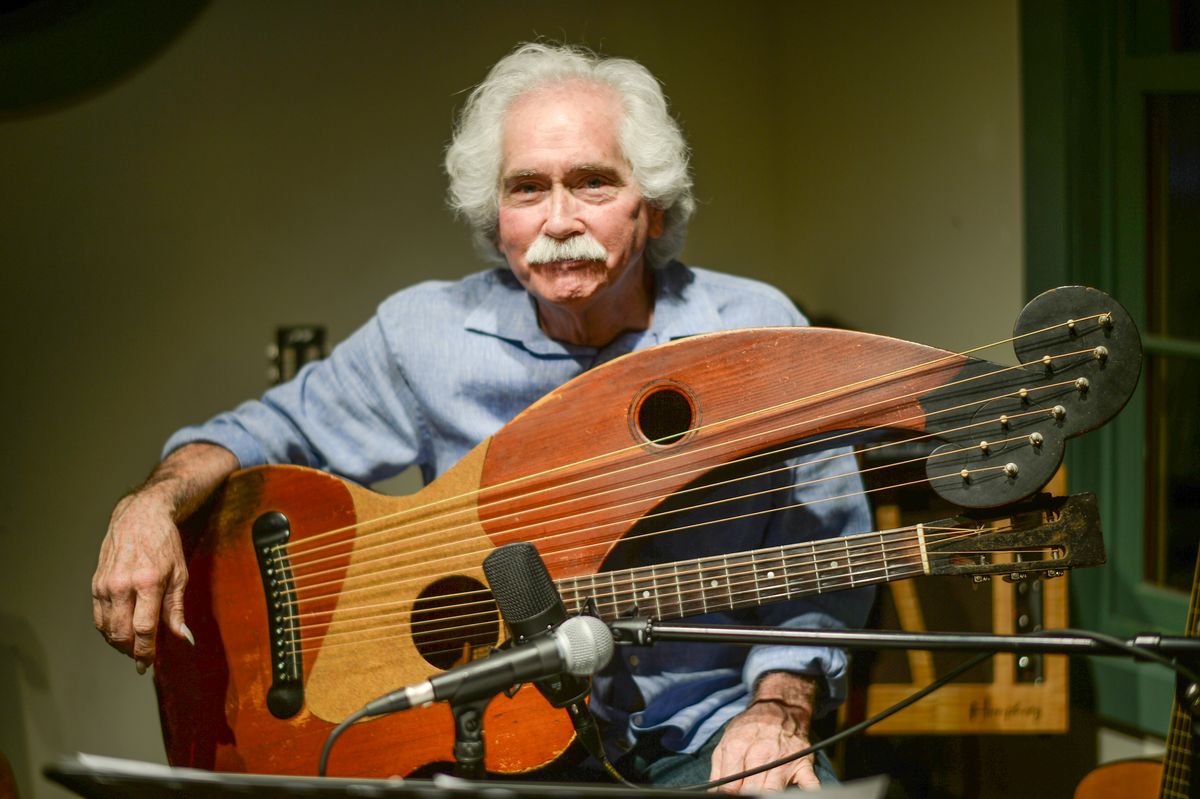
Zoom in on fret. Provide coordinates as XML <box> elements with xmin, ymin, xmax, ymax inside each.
<box><xmin>557</xmin><ymin>576</ymin><xmax>577</xmax><ymax>614</ymax></box>
<box><xmin>843</xmin><ymin>538</ymin><xmax>856</xmax><ymax>587</ymax></box>
<box><xmin>667</xmin><ymin>559</ymin><xmax>686</xmax><ymax>614</ymax></box>
<box><xmin>884</xmin><ymin>527</ymin><xmax>923</xmax><ymax>575</ymax></box>
<box><xmin>722</xmin><ymin>555</ymin><xmax>734</xmax><ymax>607</ymax></box>
<box><xmin>696</xmin><ymin>556</ymin><xmax>733</xmax><ymax>612</ymax></box>
<box><xmin>676</xmin><ymin>561</ymin><xmax>704</xmax><ymax>618</ymax></box>
<box><xmin>878</xmin><ymin>532</ymin><xmax>890</xmax><ymax>582</ymax></box>
<box><xmin>648</xmin><ymin>565</ymin><xmax>663</xmax><ymax>618</ymax></box>
<box><xmin>723</xmin><ymin>551</ymin><xmax>757</xmax><ymax>610</ymax></box>
<box><xmin>608</xmin><ymin>571</ymin><xmax>623</xmax><ymax>618</ymax></box>
<box><xmin>779</xmin><ymin>545</ymin><xmax>792</xmax><ymax>599</ymax></box>
<box><xmin>753</xmin><ymin>548</ymin><xmax>787</xmax><ymax>605</ymax></box>
<box><xmin>627</xmin><ymin>568</ymin><xmax>641</xmax><ymax>615</ymax></box>
<box><xmin>578</xmin><ymin>573</ymin><xmax>593</xmax><ymax>619</ymax></box>
<box><xmin>811</xmin><ymin>538</ymin><xmax>852</xmax><ymax>594</ymax></box>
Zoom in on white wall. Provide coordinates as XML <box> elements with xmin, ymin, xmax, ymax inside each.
<box><xmin>0</xmin><ymin>2</ymin><xmax>1021</xmax><ymax>797</ymax></box>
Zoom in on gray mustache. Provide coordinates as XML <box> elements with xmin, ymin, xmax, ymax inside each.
<box><xmin>525</xmin><ymin>234</ymin><xmax>609</xmax><ymax>264</ymax></box>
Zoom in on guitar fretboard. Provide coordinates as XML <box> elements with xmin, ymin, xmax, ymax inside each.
<box><xmin>1159</xmin><ymin>548</ymin><xmax>1199</xmax><ymax>799</ymax></box>
<box><xmin>557</xmin><ymin>526</ymin><xmax>929</xmax><ymax>622</ymax></box>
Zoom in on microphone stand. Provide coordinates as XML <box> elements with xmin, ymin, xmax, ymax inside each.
<box><xmin>609</xmin><ymin>619</ymin><xmax>1200</xmax><ymax>718</ymax></box>
<box><xmin>611</xmin><ymin>619</ymin><xmax>1200</xmax><ymax>658</ymax></box>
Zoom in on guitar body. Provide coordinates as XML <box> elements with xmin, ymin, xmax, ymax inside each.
<box><xmin>153</xmin><ymin>290</ymin><xmax>1139</xmax><ymax>778</ymax></box>
<box><xmin>1073</xmin><ymin>760</ymin><xmax>1162</xmax><ymax>799</ymax></box>
<box><xmin>155</xmin><ymin>461</ymin><xmax>578</xmax><ymax>777</ymax></box>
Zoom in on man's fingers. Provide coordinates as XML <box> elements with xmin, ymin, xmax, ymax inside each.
<box><xmin>132</xmin><ymin>581</ymin><xmax>166</xmax><ymax>673</ymax></box>
<box><xmin>102</xmin><ymin>577</ymin><xmax>137</xmax><ymax>653</ymax></box>
<box><xmin>792</xmin><ymin>758</ymin><xmax>821</xmax><ymax>791</ymax></box>
<box><xmin>160</xmin><ymin>569</ymin><xmax>193</xmax><ymax>645</ymax></box>
<box><xmin>709</xmin><ymin>739</ymin><xmax>745</xmax><ymax>793</ymax></box>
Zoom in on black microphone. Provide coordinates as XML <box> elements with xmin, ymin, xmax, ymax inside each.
<box><xmin>361</xmin><ymin>614</ymin><xmax>612</xmax><ymax>716</ymax></box>
<box><xmin>482</xmin><ymin>542</ymin><xmax>609</xmax><ymax>762</ymax></box>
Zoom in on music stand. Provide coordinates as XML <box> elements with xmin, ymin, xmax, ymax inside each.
<box><xmin>44</xmin><ymin>753</ymin><xmax>889</xmax><ymax>799</ymax></box>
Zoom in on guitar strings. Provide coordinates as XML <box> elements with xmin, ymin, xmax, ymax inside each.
<box><xmin>275</xmin><ymin>434</ymin><xmax>1008</xmax><ymax>620</ymax></box>
<box><xmin>291</xmin><ymin>524</ymin><xmax>954</xmax><ymax>656</ymax></box>
<box><xmin>273</xmin><ymin>435</ymin><xmax>1046</xmax><ymax>653</ymax></box>
<box><xmin>271</xmin><ymin>314</ymin><xmax>1104</xmax><ymax>563</ymax></box>
<box><xmin>262</xmin><ymin>317</ymin><xmax>1108</xmax><ymax>659</ymax></box>
<box><xmin>276</xmin><ymin>357</ymin><xmax>1083</xmax><ymax>596</ymax></box>
<box><xmin>278</xmin><ymin>398</ymin><xmax>1062</xmax><ymax>611</ymax></box>
<box><xmin>294</xmin><ymin>524</ymin><xmax>1021</xmax><ymax>659</ymax></box>
<box><xmin>274</xmin><ymin>332</ymin><xmax>1087</xmax><ymax>573</ymax></box>
<box><xmin>272</xmin><ymin>347</ymin><xmax>1089</xmax><ymax>609</ymax></box>
<box><xmin>293</xmin><ymin>522</ymin><xmax>966</xmax><ymax>642</ymax></box>
<box><xmin>285</xmin><ymin>506</ymin><xmax>1017</xmax><ymax>652</ymax></box>
<box><xmin>282</xmin><ymin>378</ymin><xmax>1069</xmax><ymax>581</ymax></box>
<box><xmin>269</xmin><ymin>359</ymin><xmax>1085</xmax><ymax>649</ymax></box>
<box><xmin>280</xmin><ymin>440</ymin><xmax>1055</xmax><ymax>655</ymax></box>
<box><xmin>272</xmin><ymin>435</ymin><xmax>1048</xmax><ymax>655</ymax></box>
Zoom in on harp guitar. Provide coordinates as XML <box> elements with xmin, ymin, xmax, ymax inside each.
<box><xmin>154</xmin><ymin>286</ymin><xmax>1139</xmax><ymax>778</ymax></box>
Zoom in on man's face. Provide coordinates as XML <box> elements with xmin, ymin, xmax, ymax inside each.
<box><xmin>496</xmin><ymin>83</ymin><xmax>664</xmax><ymax>313</ymax></box>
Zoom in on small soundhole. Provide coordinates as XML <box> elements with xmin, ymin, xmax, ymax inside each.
<box><xmin>635</xmin><ymin>385</ymin><xmax>695</xmax><ymax>446</ymax></box>
<box><xmin>411</xmin><ymin>576</ymin><xmax>499</xmax><ymax>670</ymax></box>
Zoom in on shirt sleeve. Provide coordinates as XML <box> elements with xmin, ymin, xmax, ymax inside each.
<box><xmin>162</xmin><ymin>310</ymin><xmax>430</xmax><ymax>485</ymax></box>
<box><xmin>739</xmin><ymin>445</ymin><xmax>875</xmax><ymax>718</ymax></box>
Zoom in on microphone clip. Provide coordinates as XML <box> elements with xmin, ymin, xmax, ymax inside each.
<box><xmin>449</xmin><ymin>696</ymin><xmax>490</xmax><ymax>780</ymax></box>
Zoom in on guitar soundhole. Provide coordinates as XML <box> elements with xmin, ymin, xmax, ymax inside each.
<box><xmin>634</xmin><ymin>384</ymin><xmax>696</xmax><ymax>446</ymax></box>
<box><xmin>411</xmin><ymin>576</ymin><xmax>500</xmax><ymax>670</ymax></box>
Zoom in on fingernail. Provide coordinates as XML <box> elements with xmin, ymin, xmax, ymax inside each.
<box><xmin>181</xmin><ymin>623</ymin><xmax>195</xmax><ymax>646</ymax></box>
<box><xmin>136</xmin><ymin>661</ymin><xmax>147</xmax><ymax>675</ymax></box>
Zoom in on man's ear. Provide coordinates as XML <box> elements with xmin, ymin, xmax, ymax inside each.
<box><xmin>648</xmin><ymin>205</ymin><xmax>665</xmax><ymax>239</ymax></box>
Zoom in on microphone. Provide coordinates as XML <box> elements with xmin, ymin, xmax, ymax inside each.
<box><xmin>482</xmin><ymin>542</ymin><xmax>610</xmax><ymax>763</ymax></box>
<box><xmin>362</xmin><ymin>614</ymin><xmax>612</xmax><ymax>716</ymax></box>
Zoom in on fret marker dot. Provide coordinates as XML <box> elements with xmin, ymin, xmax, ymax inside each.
<box><xmin>710</xmin><ymin>579</ymin><xmax>719</xmax><ymax>588</ymax></box>
<box><xmin>642</xmin><ymin>590</ymin><xmax>650</xmax><ymax>599</ymax></box>
<box><xmin>831</xmin><ymin>561</ymin><xmax>839</xmax><ymax>569</ymax></box>
<box><xmin>767</xmin><ymin>571</ymin><xmax>775</xmax><ymax>579</ymax></box>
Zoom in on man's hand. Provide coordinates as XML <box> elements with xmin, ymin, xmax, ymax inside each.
<box><xmin>709</xmin><ymin>672</ymin><xmax>821</xmax><ymax>794</ymax></box>
<box><xmin>93</xmin><ymin>490</ymin><xmax>192</xmax><ymax>673</ymax></box>
<box><xmin>91</xmin><ymin>443</ymin><xmax>238</xmax><ymax>672</ymax></box>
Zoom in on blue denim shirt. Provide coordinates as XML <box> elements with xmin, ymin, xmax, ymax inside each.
<box><xmin>165</xmin><ymin>262</ymin><xmax>874</xmax><ymax>755</ymax></box>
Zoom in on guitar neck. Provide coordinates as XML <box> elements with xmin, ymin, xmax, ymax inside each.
<box><xmin>1158</xmin><ymin>548</ymin><xmax>1200</xmax><ymax>799</ymax></box>
<box><xmin>554</xmin><ymin>492</ymin><xmax>1103</xmax><ymax>625</ymax></box>
<box><xmin>558</xmin><ymin>525</ymin><xmax>927</xmax><ymax>622</ymax></box>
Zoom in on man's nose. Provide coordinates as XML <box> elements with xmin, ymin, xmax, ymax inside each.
<box><xmin>543</xmin><ymin>185</ymin><xmax>585</xmax><ymax>238</ymax></box>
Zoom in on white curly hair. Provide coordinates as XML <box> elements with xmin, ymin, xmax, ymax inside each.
<box><xmin>444</xmin><ymin>42</ymin><xmax>695</xmax><ymax>268</ymax></box>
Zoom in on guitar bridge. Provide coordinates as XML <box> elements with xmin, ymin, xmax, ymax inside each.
<box><xmin>253</xmin><ymin>511</ymin><xmax>304</xmax><ymax>719</ymax></box>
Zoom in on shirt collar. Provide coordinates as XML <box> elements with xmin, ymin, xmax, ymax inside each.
<box><xmin>462</xmin><ymin>262</ymin><xmax>722</xmax><ymax>355</ymax></box>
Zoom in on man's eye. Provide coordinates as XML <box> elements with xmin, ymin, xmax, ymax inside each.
<box><xmin>516</xmin><ymin>183</ymin><xmax>539</xmax><ymax>194</ymax></box>
<box><xmin>584</xmin><ymin>177</ymin><xmax>606</xmax><ymax>189</ymax></box>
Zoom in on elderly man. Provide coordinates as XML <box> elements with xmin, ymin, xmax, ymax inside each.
<box><xmin>92</xmin><ymin>43</ymin><xmax>873</xmax><ymax>793</ymax></box>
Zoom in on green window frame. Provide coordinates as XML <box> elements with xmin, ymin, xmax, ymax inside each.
<box><xmin>1022</xmin><ymin>0</ymin><xmax>1199</xmax><ymax>734</ymax></box>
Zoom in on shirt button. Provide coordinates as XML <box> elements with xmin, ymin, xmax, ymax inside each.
<box><xmin>628</xmin><ymin>655</ymin><xmax>640</xmax><ymax>667</ymax></box>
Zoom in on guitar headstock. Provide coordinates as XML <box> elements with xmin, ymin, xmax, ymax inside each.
<box><xmin>924</xmin><ymin>287</ymin><xmax>1142</xmax><ymax>508</ymax></box>
<box><xmin>924</xmin><ymin>492</ymin><xmax>1106</xmax><ymax>581</ymax></box>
